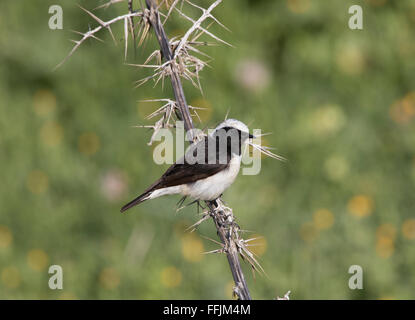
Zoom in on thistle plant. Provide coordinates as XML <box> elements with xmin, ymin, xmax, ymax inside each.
<box><xmin>57</xmin><ymin>0</ymin><xmax>287</xmax><ymax>300</ymax></box>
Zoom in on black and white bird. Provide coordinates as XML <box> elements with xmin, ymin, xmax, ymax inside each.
<box><xmin>120</xmin><ymin>119</ymin><xmax>254</xmax><ymax>213</ymax></box>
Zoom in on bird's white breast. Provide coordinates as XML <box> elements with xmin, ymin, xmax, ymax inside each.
<box><xmin>182</xmin><ymin>155</ymin><xmax>241</xmax><ymax>201</ymax></box>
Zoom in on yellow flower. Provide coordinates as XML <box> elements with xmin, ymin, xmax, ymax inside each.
<box><xmin>33</xmin><ymin>89</ymin><xmax>56</xmax><ymax>116</ymax></box>
<box><xmin>390</xmin><ymin>92</ymin><xmax>415</xmax><ymax>124</ymax></box>
<box><xmin>375</xmin><ymin>224</ymin><xmax>396</xmax><ymax>259</ymax></box>
<box><xmin>181</xmin><ymin>233</ymin><xmax>204</xmax><ymax>263</ymax></box>
<box><xmin>40</xmin><ymin>122</ymin><xmax>63</xmax><ymax>147</ymax></box>
<box><xmin>99</xmin><ymin>268</ymin><xmax>120</xmax><ymax>289</ymax></box>
<box><xmin>313</xmin><ymin>209</ymin><xmax>334</xmax><ymax>230</ymax></box>
<box><xmin>348</xmin><ymin>195</ymin><xmax>374</xmax><ymax>218</ymax></box>
<box><xmin>335</xmin><ymin>42</ymin><xmax>366</xmax><ymax>76</ymax></box>
<box><xmin>160</xmin><ymin>266</ymin><xmax>182</xmax><ymax>288</ymax></box>
<box><xmin>376</xmin><ymin>237</ymin><xmax>394</xmax><ymax>259</ymax></box>
<box><xmin>26</xmin><ymin>170</ymin><xmax>49</xmax><ymax>195</ymax></box>
<box><xmin>312</xmin><ymin>104</ymin><xmax>346</xmax><ymax>136</ymax></box>
<box><xmin>376</xmin><ymin>224</ymin><xmax>396</xmax><ymax>241</ymax></box>
<box><xmin>402</xmin><ymin>92</ymin><xmax>415</xmax><ymax>115</ymax></box>
<box><xmin>0</xmin><ymin>225</ymin><xmax>12</xmax><ymax>248</ymax></box>
<box><xmin>1</xmin><ymin>267</ymin><xmax>21</xmax><ymax>288</ymax></box>
<box><xmin>27</xmin><ymin>249</ymin><xmax>49</xmax><ymax>271</ymax></box>
<box><xmin>287</xmin><ymin>0</ymin><xmax>311</xmax><ymax>14</ymax></box>
<box><xmin>402</xmin><ymin>219</ymin><xmax>415</xmax><ymax>240</ymax></box>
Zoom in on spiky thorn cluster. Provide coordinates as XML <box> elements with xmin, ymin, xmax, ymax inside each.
<box><xmin>276</xmin><ymin>291</ymin><xmax>291</xmax><ymax>300</ymax></box>
<box><xmin>205</xmin><ymin>199</ymin><xmax>266</xmax><ymax>273</ymax></box>
<box><xmin>131</xmin><ymin>0</ymin><xmax>231</xmax><ymax>94</ymax></box>
<box><xmin>180</xmin><ymin>198</ymin><xmax>260</xmax><ymax>300</ymax></box>
<box><xmin>134</xmin><ymin>99</ymin><xmax>203</xmax><ymax>145</ymax></box>
<box><xmin>56</xmin><ymin>0</ymin><xmax>284</xmax><ymax>300</ymax></box>
<box><xmin>54</xmin><ymin>3</ymin><xmax>146</xmax><ymax>70</ymax></box>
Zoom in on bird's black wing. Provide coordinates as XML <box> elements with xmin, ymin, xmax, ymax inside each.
<box><xmin>156</xmin><ymin>135</ymin><xmax>230</xmax><ymax>189</ymax></box>
<box><xmin>158</xmin><ymin>162</ymin><xmax>228</xmax><ymax>188</ymax></box>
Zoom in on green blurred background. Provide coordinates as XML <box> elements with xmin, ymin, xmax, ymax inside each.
<box><xmin>1</xmin><ymin>0</ymin><xmax>415</xmax><ymax>299</ymax></box>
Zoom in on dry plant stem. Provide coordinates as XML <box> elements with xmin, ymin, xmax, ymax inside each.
<box><xmin>206</xmin><ymin>201</ymin><xmax>252</xmax><ymax>300</ymax></box>
<box><xmin>145</xmin><ymin>0</ymin><xmax>252</xmax><ymax>300</ymax></box>
<box><xmin>145</xmin><ymin>0</ymin><xmax>193</xmax><ymax>134</ymax></box>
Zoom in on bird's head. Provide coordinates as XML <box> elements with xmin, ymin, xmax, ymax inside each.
<box><xmin>210</xmin><ymin>119</ymin><xmax>254</xmax><ymax>158</ymax></box>
<box><xmin>213</xmin><ymin>119</ymin><xmax>254</xmax><ymax>142</ymax></box>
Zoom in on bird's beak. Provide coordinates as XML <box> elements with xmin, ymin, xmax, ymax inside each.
<box><xmin>249</xmin><ymin>133</ymin><xmax>255</xmax><ymax>139</ymax></box>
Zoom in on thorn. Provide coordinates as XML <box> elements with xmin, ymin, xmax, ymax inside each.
<box><xmin>124</xmin><ymin>17</ymin><xmax>129</xmax><ymax>60</ymax></box>
<box><xmin>127</xmin><ymin>63</ymin><xmax>160</xmax><ymax>68</ymax></box>
<box><xmin>277</xmin><ymin>291</ymin><xmax>291</xmax><ymax>300</ymax></box>
<box><xmin>186</xmin><ymin>212</ymin><xmax>210</xmax><ymax>232</ymax></box>
<box><xmin>224</xmin><ymin>107</ymin><xmax>231</xmax><ymax>120</ymax></box>
<box><xmin>107</xmin><ymin>25</ymin><xmax>117</xmax><ymax>45</ymax></box>
<box><xmin>163</xmin><ymin>0</ymin><xmax>181</xmax><ymax>25</ymax></box>
<box><xmin>244</xmin><ymin>236</ymin><xmax>264</xmax><ymax>243</ymax></box>
<box><xmin>184</xmin><ymin>0</ymin><xmax>231</xmax><ymax>32</ymax></box>
<box><xmin>248</xmin><ymin>142</ymin><xmax>287</xmax><ymax>162</ymax></box>
<box><xmin>202</xmin><ymin>248</ymin><xmax>224</xmax><ymax>255</ymax></box>
<box><xmin>78</xmin><ymin>5</ymin><xmax>106</xmax><ymax>26</ymax></box>
<box><xmin>94</xmin><ymin>0</ymin><xmax>125</xmax><ymax>10</ymax></box>
<box><xmin>200</xmin><ymin>235</ymin><xmax>223</xmax><ymax>247</ymax></box>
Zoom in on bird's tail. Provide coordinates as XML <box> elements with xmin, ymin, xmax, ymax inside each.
<box><xmin>120</xmin><ymin>181</ymin><xmax>160</xmax><ymax>213</ymax></box>
<box><xmin>120</xmin><ymin>190</ymin><xmax>152</xmax><ymax>213</ymax></box>
<box><xmin>120</xmin><ymin>181</ymin><xmax>182</xmax><ymax>213</ymax></box>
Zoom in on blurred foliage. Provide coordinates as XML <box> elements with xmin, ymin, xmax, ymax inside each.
<box><xmin>1</xmin><ymin>0</ymin><xmax>415</xmax><ymax>299</ymax></box>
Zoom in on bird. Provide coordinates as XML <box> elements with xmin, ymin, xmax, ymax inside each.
<box><xmin>120</xmin><ymin>119</ymin><xmax>254</xmax><ymax>213</ymax></box>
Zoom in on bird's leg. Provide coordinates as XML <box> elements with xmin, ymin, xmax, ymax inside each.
<box><xmin>176</xmin><ymin>196</ymin><xmax>187</xmax><ymax>208</ymax></box>
<box><xmin>177</xmin><ymin>199</ymin><xmax>204</xmax><ymax>212</ymax></box>
<box><xmin>197</xmin><ymin>200</ymin><xmax>206</xmax><ymax>211</ymax></box>
<box><xmin>185</xmin><ymin>199</ymin><xmax>205</xmax><ymax>212</ymax></box>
